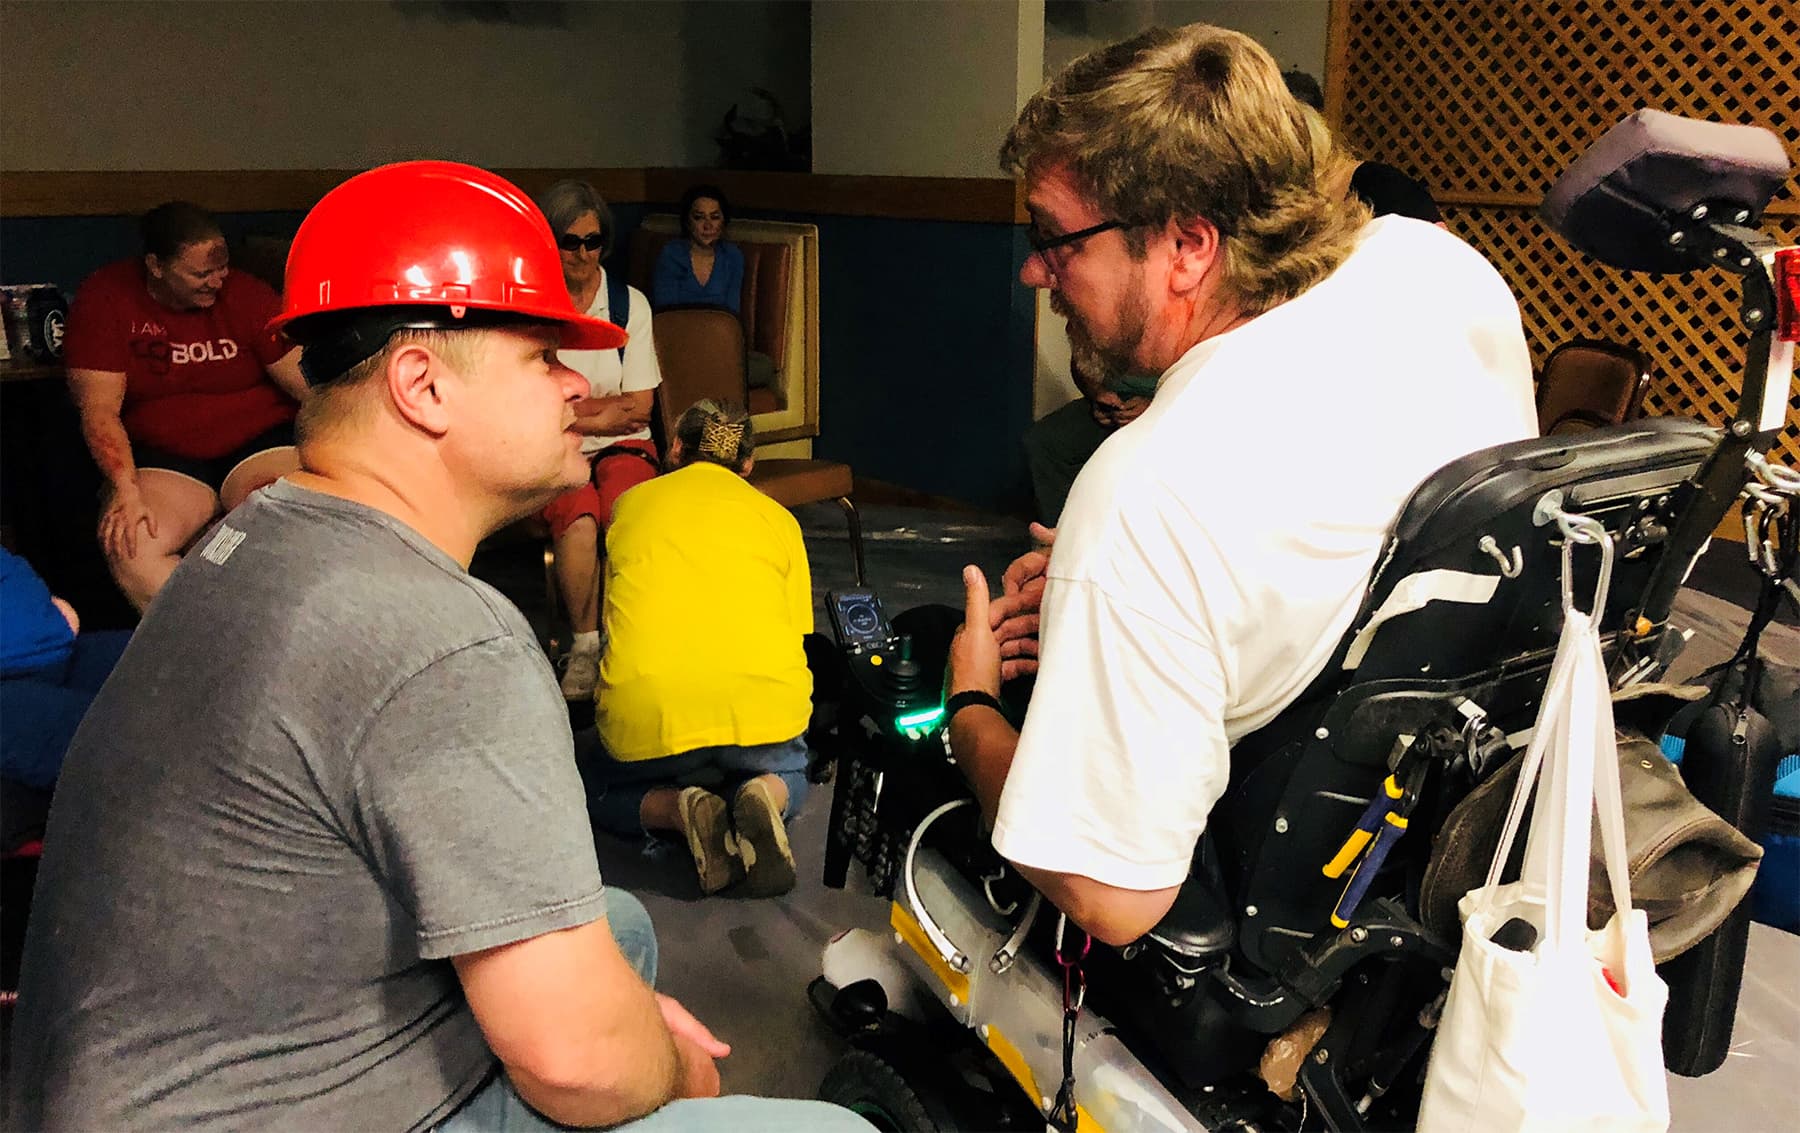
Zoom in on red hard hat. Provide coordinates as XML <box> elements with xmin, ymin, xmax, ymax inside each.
<box><xmin>269</xmin><ymin>160</ymin><xmax>625</xmax><ymax>351</ymax></box>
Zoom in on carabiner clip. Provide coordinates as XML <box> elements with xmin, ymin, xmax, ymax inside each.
<box><xmin>1535</xmin><ymin>490</ymin><xmax>1614</xmax><ymax>617</ymax></box>
<box><xmin>1559</xmin><ymin>516</ymin><xmax>1615</xmax><ymax>617</ymax></box>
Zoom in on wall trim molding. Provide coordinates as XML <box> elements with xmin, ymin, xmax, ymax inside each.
<box><xmin>1</xmin><ymin>167</ymin><xmax>1028</xmax><ymax>224</ymax></box>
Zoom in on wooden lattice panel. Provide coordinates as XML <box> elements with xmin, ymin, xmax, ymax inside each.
<box><xmin>1334</xmin><ymin>0</ymin><xmax>1800</xmax><ymax>211</ymax></box>
<box><xmin>1332</xmin><ymin>0</ymin><xmax>1800</xmax><ymax>467</ymax></box>
<box><xmin>1444</xmin><ymin>206</ymin><xmax>1800</xmax><ymax>464</ymax></box>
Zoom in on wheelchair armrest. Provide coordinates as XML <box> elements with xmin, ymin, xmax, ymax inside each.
<box><xmin>1145</xmin><ymin>869</ymin><xmax>1237</xmax><ymax>964</ymax></box>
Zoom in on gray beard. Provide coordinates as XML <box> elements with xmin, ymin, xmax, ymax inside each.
<box><xmin>1060</xmin><ymin>293</ymin><xmax>1147</xmax><ymax>388</ymax></box>
<box><xmin>1069</xmin><ymin>329</ymin><xmax>1134</xmax><ymax>389</ymax></box>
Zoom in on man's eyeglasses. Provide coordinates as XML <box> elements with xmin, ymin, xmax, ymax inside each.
<box><xmin>557</xmin><ymin>233</ymin><xmax>605</xmax><ymax>253</ymax></box>
<box><xmin>1027</xmin><ymin>219</ymin><xmax>1126</xmax><ymax>259</ymax></box>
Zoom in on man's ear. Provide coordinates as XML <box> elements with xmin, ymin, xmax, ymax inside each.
<box><xmin>143</xmin><ymin>253</ymin><xmax>165</xmax><ymax>283</ymax></box>
<box><xmin>385</xmin><ymin>343</ymin><xmax>453</xmax><ymax>438</ymax></box>
<box><xmin>1163</xmin><ymin>215</ymin><xmax>1227</xmax><ymax>297</ymax></box>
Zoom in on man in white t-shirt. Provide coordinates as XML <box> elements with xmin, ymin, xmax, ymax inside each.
<box><xmin>536</xmin><ymin>181</ymin><xmax>665</xmax><ymax>699</ymax></box>
<box><xmin>943</xmin><ymin>24</ymin><xmax>1537</xmax><ymax>946</ymax></box>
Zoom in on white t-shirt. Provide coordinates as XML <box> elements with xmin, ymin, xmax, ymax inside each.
<box><xmin>560</xmin><ymin>269</ymin><xmax>661</xmax><ymax>454</ymax></box>
<box><xmin>990</xmin><ymin>218</ymin><xmax>1538</xmax><ymax>892</ymax></box>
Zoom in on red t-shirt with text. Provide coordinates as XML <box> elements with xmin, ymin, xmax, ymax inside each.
<box><xmin>63</xmin><ymin>259</ymin><xmax>296</xmax><ymax>460</ymax></box>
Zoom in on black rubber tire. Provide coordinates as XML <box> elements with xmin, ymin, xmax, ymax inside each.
<box><xmin>819</xmin><ymin>1048</ymin><xmax>949</xmax><ymax>1132</ymax></box>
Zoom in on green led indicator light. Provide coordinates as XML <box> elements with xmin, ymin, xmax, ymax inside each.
<box><xmin>894</xmin><ymin>706</ymin><xmax>945</xmax><ymax>730</ymax></box>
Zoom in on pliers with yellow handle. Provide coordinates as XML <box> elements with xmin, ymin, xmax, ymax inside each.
<box><xmin>1322</xmin><ymin>747</ymin><xmax>1430</xmax><ymax>928</ymax></box>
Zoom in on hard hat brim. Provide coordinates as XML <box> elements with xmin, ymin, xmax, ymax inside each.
<box><xmin>269</xmin><ymin>305</ymin><xmax>627</xmax><ymax>353</ymax></box>
<box><xmin>558</xmin><ymin>312</ymin><xmax>629</xmax><ymax>352</ymax></box>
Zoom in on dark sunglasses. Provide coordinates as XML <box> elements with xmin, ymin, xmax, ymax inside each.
<box><xmin>1027</xmin><ymin>219</ymin><xmax>1126</xmax><ymax>257</ymax></box>
<box><xmin>557</xmin><ymin>233</ymin><xmax>605</xmax><ymax>253</ymax></box>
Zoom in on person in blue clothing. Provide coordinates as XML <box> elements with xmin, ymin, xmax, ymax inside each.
<box><xmin>652</xmin><ymin>185</ymin><xmax>745</xmax><ymax>312</ymax></box>
<box><xmin>1</xmin><ymin>548</ymin><xmax>132</xmax><ymax>790</ymax></box>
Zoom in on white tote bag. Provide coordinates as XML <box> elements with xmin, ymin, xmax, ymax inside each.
<box><xmin>1418</xmin><ymin>610</ymin><xmax>1669</xmax><ymax>1133</ymax></box>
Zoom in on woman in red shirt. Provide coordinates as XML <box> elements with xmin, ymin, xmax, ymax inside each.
<box><xmin>64</xmin><ymin>202</ymin><xmax>307</xmax><ymax>610</ymax></box>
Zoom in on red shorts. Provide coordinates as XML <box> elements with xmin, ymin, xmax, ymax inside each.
<box><xmin>542</xmin><ymin>438</ymin><xmax>661</xmax><ymax>537</ymax></box>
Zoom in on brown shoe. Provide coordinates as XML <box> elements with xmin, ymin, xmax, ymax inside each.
<box><xmin>731</xmin><ymin>778</ymin><xmax>797</xmax><ymax>897</ymax></box>
<box><xmin>676</xmin><ymin>787</ymin><xmax>743</xmax><ymax>895</ymax></box>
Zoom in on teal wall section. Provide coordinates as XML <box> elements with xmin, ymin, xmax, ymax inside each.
<box><xmin>2</xmin><ymin>204</ymin><xmax>1035</xmax><ymax>512</ymax></box>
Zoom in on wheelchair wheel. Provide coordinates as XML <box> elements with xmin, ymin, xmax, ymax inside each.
<box><xmin>820</xmin><ymin>1049</ymin><xmax>954</xmax><ymax>1132</ymax></box>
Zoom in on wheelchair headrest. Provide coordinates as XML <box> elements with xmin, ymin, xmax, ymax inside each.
<box><xmin>1540</xmin><ymin>109</ymin><xmax>1790</xmax><ymax>274</ymax></box>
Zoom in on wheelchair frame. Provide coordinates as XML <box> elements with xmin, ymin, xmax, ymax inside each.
<box><xmin>810</xmin><ymin>111</ymin><xmax>1799</xmax><ymax>1133</ymax></box>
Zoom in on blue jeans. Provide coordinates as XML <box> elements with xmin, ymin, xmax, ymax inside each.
<box><xmin>575</xmin><ymin>733</ymin><xmax>812</xmax><ymax>838</ymax></box>
<box><xmin>438</xmin><ymin>893</ymin><xmax>867</xmax><ymax>1132</ymax></box>
<box><xmin>442</xmin><ymin>1078</ymin><xmax>871</xmax><ymax>1132</ymax></box>
<box><xmin>601</xmin><ymin>888</ymin><xmax>659</xmax><ymax>988</ymax></box>
<box><xmin>0</xmin><ymin>631</ymin><xmax>132</xmax><ymax>790</ymax></box>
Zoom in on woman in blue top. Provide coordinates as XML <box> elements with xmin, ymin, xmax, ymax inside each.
<box><xmin>653</xmin><ymin>184</ymin><xmax>745</xmax><ymax>312</ymax></box>
<box><xmin>1</xmin><ymin>548</ymin><xmax>132</xmax><ymax>790</ymax></box>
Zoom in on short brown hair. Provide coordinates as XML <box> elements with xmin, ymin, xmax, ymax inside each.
<box><xmin>1001</xmin><ymin>24</ymin><xmax>1368</xmax><ymax>314</ymax></box>
<box><xmin>140</xmin><ymin>201</ymin><xmax>222</xmax><ymax>260</ymax></box>
<box><xmin>295</xmin><ymin>329</ymin><xmax>485</xmax><ymax>444</ymax></box>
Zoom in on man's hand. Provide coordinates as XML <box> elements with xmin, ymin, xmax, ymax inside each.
<box><xmin>658</xmin><ymin>994</ymin><xmax>728</xmax><ymax>1099</ymax></box>
<box><xmin>99</xmin><ymin>478</ymin><xmax>156</xmax><ymax>560</ymax></box>
<box><xmin>51</xmin><ymin>597</ymin><xmax>80</xmax><ymax>636</ymax></box>
<box><xmin>990</xmin><ymin>523</ymin><xmax>1055</xmax><ymax>680</ymax></box>
<box><xmin>948</xmin><ymin>565</ymin><xmax>1002</xmax><ymax>698</ymax></box>
<box><xmin>657</xmin><ymin>995</ymin><xmax>729</xmax><ymax>1060</ymax></box>
<box><xmin>1090</xmin><ymin>390</ymin><xmax>1150</xmax><ymax>429</ymax></box>
<box><xmin>573</xmin><ymin>395</ymin><xmax>640</xmax><ymax>437</ymax></box>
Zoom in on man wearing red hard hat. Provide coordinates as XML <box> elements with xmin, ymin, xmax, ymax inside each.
<box><xmin>10</xmin><ymin>162</ymin><xmax>869</xmax><ymax>1133</ymax></box>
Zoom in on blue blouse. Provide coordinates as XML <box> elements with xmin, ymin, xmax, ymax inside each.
<box><xmin>652</xmin><ymin>239</ymin><xmax>744</xmax><ymax>313</ymax></box>
<box><xmin>2</xmin><ymin>547</ymin><xmax>74</xmax><ymax>677</ymax></box>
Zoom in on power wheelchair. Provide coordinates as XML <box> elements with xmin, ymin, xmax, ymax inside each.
<box><xmin>806</xmin><ymin>111</ymin><xmax>1799</xmax><ymax>1132</ymax></box>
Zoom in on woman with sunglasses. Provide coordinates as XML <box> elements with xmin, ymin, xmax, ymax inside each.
<box><xmin>652</xmin><ymin>184</ymin><xmax>744</xmax><ymax>313</ymax></box>
<box><xmin>534</xmin><ymin>180</ymin><xmax>664</xmax><ymax>700</ymax></box>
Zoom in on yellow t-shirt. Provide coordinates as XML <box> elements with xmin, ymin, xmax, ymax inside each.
<box><xmin>596</xmin><ymin>461</ymin><xmax>814</xmax><ymax>762</ymax></box>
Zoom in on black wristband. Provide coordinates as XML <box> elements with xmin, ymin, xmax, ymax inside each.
<box><xmin>944</xmin><ymin>689</ymin><xmax>1004</xmax><ymax>724</ymax></box>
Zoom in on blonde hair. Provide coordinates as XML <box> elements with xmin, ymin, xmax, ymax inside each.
<box><xmin>1001</xmin><ymin>23</ymin><xmax>1369</xmax><ymax>315</ymax></box>
<box><xmin>295</xmin><ymin>328</ymin><xmax>484</xmax><ymax>444</ymax></box>
<box><xmin>1298</xmin><ymin>104</ymin><xmax>1361</xmax><ymax>208</ymax></box>
<box><xmin>673</xmin><ymin>398</ymin><xmax>755</xmax><ymax>470</ymax></box>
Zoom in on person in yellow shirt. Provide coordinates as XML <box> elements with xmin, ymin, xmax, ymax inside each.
<box><xmin>577</xmin><ymin>399</ymin><xmax>814</xmax><ymax>897</ymax></box>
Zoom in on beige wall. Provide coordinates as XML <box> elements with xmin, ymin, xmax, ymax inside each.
<box><xmin>811</xmin><ymin>0</ymin><xmax>1044</xmax><ymax>178</ymax></box>
<box><xmin>1043</xmin><ymin>0</ymin><xmax>1328</xmax><ymax>78</ymax></box>
<box><xmin>0</xmin><ymin>0</ymin><xmax>810</xmax><ymax>171</ymax></box>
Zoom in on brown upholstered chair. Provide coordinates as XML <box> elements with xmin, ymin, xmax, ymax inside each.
<box><xmin>651</xmin><ymin>306</ymin><xmax>864</xmax><ymax>584</ymax></box>
<box><xmin>1535</xmin><ymin>339</ymin><xmax>1652</xmax><ymax>435</ymax></box>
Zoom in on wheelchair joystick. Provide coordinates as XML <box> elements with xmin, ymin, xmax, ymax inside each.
<box><xmin>887</xmin><ymin>634</ymin><xmax>924</xmax><ymax>696</ymax></box>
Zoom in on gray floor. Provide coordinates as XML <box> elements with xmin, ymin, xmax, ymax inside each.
<box><xmin>515</xmin><ymin>502</ymin><xmax>1799</xmax><ymax>1127</ymax></box>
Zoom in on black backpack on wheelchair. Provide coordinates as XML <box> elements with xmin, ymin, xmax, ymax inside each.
<box><xmin>814</xmin><ymin>110</ymin><xmax>1797</xmax><ymax>1132</ymax></box>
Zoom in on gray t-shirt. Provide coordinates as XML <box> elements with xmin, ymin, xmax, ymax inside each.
<box><xmin>10</xmin><ymin>481</ymin><xmax>606</xmax><ymax>1130</ymax></box>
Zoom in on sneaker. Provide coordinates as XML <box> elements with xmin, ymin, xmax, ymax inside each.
<box><xmin>676</xmin><ymin>787</ymin><xmax>744</xmax><ymax>895</ymax></box>
<box><xmin>731</xmin><ymin>779</ymin><xmax>797</xmax><ymax>897</ymax></box>
<box><xmin>559</xmin><ymin>648</ymin><xmax>599</xmax><ymax>700</ymax></box>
